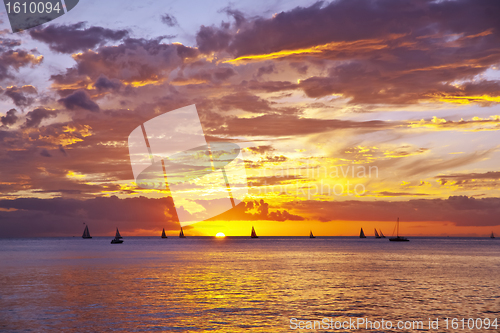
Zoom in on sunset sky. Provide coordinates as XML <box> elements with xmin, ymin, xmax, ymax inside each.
<box><xmin>1</xmin><ymin>0</ymin><xmax>500</xmax><ymax>237</ymax></box>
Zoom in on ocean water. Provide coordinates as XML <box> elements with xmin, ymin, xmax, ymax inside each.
<box><xmin>1</xmin><ymin>237</ymin><xmax>499</xmax><ymax>332</ymax></box>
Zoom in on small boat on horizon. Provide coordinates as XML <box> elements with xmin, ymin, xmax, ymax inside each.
<box><xmin>310</xmin><ymin>230</ymin><xmax>316</xmax><ymax>238</ymax></box>
<box><xmin>359</xmin><ymin>228</ymin><xmax>366</xmax><ymax>238</ymax></box>
<box><xmin>374</xmin><ymin>228</ymin><xmax>381</xmax><ymax>239</ymax></box>
<box><xmin>82</xmin><ymin>225</ymin><xmax>92</xmax><ymax>239</ymax></box>
<box><xmin>389</xmin><ymin>218</ymin><xmax>409</xmax><ymax>242</ymax></box>
<box><xmin>491</xmin><ymin>232</ymin><xmax>495</xmax><ymax>239</ymax></box>
<box><xmin>179</xmin><ymin>227</ymin><xmax>186</xmax><ymax>238</ymax></box>
<box><xmin>111</xmin><ymin>228</ymin><xmax>123</xmax><ymax>244</ymax></box>
<box><xmin>379</xmin><ymin>229</ymin><xmax>386</xmax><ymax>238</ymax></box>
<box><xmin>161</xmin><ymin>228</ymin><xmax>168</xmax><ymax>238</ymax></box>
<box><xmin>251</xmin><ymin>226</ymin><xmax>258</xmax><ymax>238</ymax></box>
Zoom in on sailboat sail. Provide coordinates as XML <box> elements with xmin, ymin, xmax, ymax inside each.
<box><xmin>491</xmin><ymin>232</ymin><xmax>495</xmax><ymax>239</ymax></box>
<box><xmin>379</xmin><ymin>229</ymin><xmax>385</xmax><ymax>238</ymax></box>
<box><xmin>161</xmin><ymin>228</ymin><xmax>167</xmax><ymax>238</ymax></box>
<box><xmin>82</xmin><ymin>225</ymin><xmax>92</xmax><ymax>239</ymax></box>
<box><xmin>389</xmin><ymin>217</ymin><xmax>409</xmax><ymax>241</ymax></box>
<box><xmin>374</xmin><ymin>228</ymin><xmax>381</xmax><ymax>238</ymax></box>
<box><xmin>251</xmin><ymin>226</ymin><xmax>258</xmax><ymax>238</ymax></box>
<box><xmin>179</xmin><ymin>227</ymin><xmax>185</xmax><ymax>238</ymax></box>
<box><xmin>360</xmin><ymin>228</ymin><xmax>366</xmax><ymax>238</ymax></box>
<box><xmin>310</xmin><ymin>230</ymin><xmax>315</xmax><ymax>238</ymax></box>
<box><xmin>111</xmin><ymin>227</ymin><xmax>123</xmax><ymax>243</ymax></box>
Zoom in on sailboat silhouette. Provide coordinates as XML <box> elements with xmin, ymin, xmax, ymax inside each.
<box><xmin>359</xmin><ymin>228</ymin><xmax>366</xmax><ymax>238</ymax></box>
<box><xmin>491</xmin><ymin>232</ymin><xmax>495</xmax><ymax>239</ymax></box>
<box><xmin>111</xmin><ymin>228</ymin><xmax>123</xmax><ymax>244</ymax></box>
<box><xmin>82</xmin><ymin>225</ymin><xmax>92</xmax><ymax>239</ymax></box>
<box><xmin>161</xmin><ymin>228</ymin><xmax>168</xmax><ymax>238</ymax></box>
<box><xmin>389</xmin><ymin>218</ymin><xmax>409</xmax><ymax>242</ymax></box>
<box><xmin>179</xmin><ymin>227</ymin><xmax>186</xmax><ymax>238</ymax></box>
<box><xmin>379</xmin><ymin>229</ymin><xmax>386</xmax><ymax>238</ymax></box>
<box><xmin>251</xmin><ymin>226</ymin><xmax>258</xmax><ymax>238</ymax></box>
<box><xmin>309</xmin><ymin>230</ymin><xmax>316</xmax><ymax>238</ymax></box>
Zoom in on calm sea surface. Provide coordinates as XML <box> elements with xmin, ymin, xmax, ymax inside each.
<box><xmin>1</xmin><ymin>237</ymin><xmax>499</xmax><ymax>332</ymax></box>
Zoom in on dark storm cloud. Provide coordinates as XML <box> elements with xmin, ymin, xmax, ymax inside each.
<box><xmin>196</xmin><ymin>23</ymin><xmax>232</xmax><ymax>54</ymax></box>
<box><xmin>54</xmin><ymin>37</ymin><xmax>199</xmax><ymax>90</ymax></box>
<box><xmin>1</xmin><ymin>109</ymin><xmax>18</xmax><ymax>126</ymax></box>
<box><xmin>3</xmin><ymin>85</ymin><xmax>37</xmax><ymax>107</ymax></box>
<box><xmin>58</xmin><ymin>90</ymin><xmax>100</xmax><ymax>112</ymax></box>
<box><xmin>221</xmin><ymin>0</ymin><xmax>500</xmax><ymax>57</ymax></box>
<box><xmin>24</xmin><ymin>107</ymin><xmax>57</xmax><ymax>127</ymax></box>
<box><xmin>293</xmin><ymin>196</ymin><xmax>500</xmax><ymax>227</ymax></box>
<box><xmin>0</xmin><ymin>196</ymin><xmax>179</xmax><ymax>237</ymax></box>
<box><xmin>29</xmin><ymin>22</ymin><xmax>128</xmax><ymax>53</ymax></box>
<box><xmin>197</xmin><ymin>0</ymin><xmax>500</xmax><ymax>105</ymax></box>
<box><xmin>195</xmin><ymin>7</ymin><xmax>247</xmax><ymax>54</ymax></box>
<box><xmin>161</xmin><ymin>14</ymin><xmax>178</xmax><ymax>27</ymax></box>
<box><xmin>94</xmin><ymin>75</ymin><xmax>122</xmax><ymax>91</ymax></box>
<box><xmin>298</xmin><ymin>61</ymin><xmax>500</xmax><ymax>104</ymax></box>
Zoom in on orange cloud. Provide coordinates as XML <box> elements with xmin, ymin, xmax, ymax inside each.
<box><xmin>225</xmin><ymin>36</ymin><xmax>405</xmax><ymax>63</ymax></box>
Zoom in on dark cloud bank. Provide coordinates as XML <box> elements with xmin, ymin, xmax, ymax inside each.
<box><xmin>197</xmin><ymin>0</ymin><xmax>500</xmax><ymax>105</ymax></box>
<box><xmin>1</xmin><ymin>195</ymin><xmax>499</xmax><ymax>237</ymax></box>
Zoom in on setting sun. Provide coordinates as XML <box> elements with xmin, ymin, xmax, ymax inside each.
<box><xmin>215</xmin><ymin>232</ymin><xmax>226</xmax><ymax>238</ymax></box>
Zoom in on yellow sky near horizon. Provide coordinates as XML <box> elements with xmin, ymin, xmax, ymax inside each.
<box><xmin>124</xmin><ymin>219</ymin><xmax>500</xmax><ymax>238</ymax></box>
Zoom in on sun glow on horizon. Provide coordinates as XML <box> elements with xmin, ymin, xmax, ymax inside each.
<box><xmin>215</xmin><ymin>232</ymin><xmax>226</xmax><ymax>238</ymax></box>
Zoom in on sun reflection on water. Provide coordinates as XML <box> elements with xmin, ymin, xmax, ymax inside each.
<box><xmin>1</xmin><ymin>237</ymin><xmax>499</xmax><ymax>332</ymax></box>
